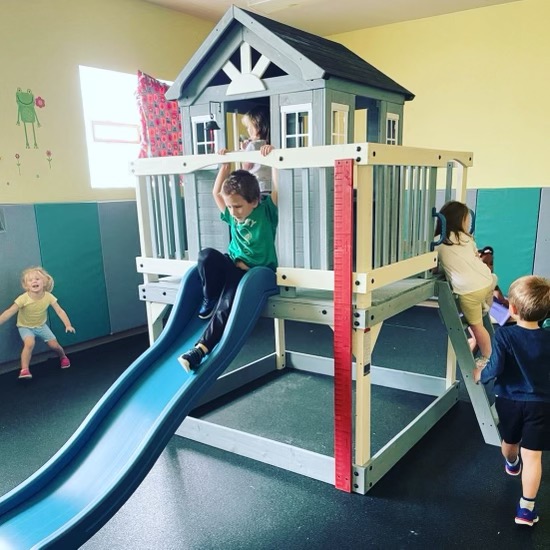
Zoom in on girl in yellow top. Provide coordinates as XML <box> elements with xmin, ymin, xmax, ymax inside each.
<box><xmin>0</xmin><ymin>266</ymin><xmax>75</xmax><ymax>379</ymax></box>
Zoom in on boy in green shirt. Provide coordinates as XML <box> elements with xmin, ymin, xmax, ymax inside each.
<box><xmin>179</xmin><ymin>145</ymin><xmax>277</xmax><ymax>372</ymax></box>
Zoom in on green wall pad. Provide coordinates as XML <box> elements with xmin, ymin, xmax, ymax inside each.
<box><xmin>35</xmin><ymin>203</ymin><xmax>110</xmax><ymax>346</ymax></box>
<box><xmin>533</xmin><ymin>188</ymin><xmax>550</xmax><ymax>278</ymax></box>
<box><xmin>435</xmin><ymin>189</ymin><xmax>477</xmax><ymax>212</ymax></box>
<box><xmin>98</xmin><ymin>201</ymin><xmax>146</xmax><ymax>333</ymax></box>
<box><xmin>475</xmin><ymin>188</ymin><xmax>540</xmax><ymax>294</ymax></box>
<box><xmin>0</xmin><ymin>205</ymin><xmax>46</xmax><ymax>363</ymax></box>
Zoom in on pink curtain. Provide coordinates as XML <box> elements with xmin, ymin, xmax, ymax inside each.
<box><xmin>136</xmin><ymin>70</ymin><xmax>183</xmax><ymax>158</ymax></box>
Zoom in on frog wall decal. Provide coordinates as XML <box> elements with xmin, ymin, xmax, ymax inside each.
<box><xmin>16</xmin><ymin>88</ymin><xmax>41</xmax><ymax>149</ymax></box>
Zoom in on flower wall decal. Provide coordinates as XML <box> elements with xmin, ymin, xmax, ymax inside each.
<box><xmin>35</xmin><ymin>96</ymin><xmax>46</xmax><ymax>108</ymax></box>
<box><xmin>46</xmin><ymin>150</ymin><xmax>53</xmax><ymax>169</ymax></box>
<box><xmin>15</xmin><ymin>153</ymin><xmax>21</xmax><ymax>175</ymax></box>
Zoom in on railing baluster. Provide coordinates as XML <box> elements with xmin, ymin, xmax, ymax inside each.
<box><xmin>381</xmin><ymin>166</ymin><xmax>391</xmax><ymax>266</ymax></box>
<box><xmin>170</xmin><ymin>175</ymin><xmax>187</xmax><ymax>260</ymax></box>
<box><xmin>397</xmin><ymin>166</ymin><xmax>406</xmax><ymax>261</ymax></box>
<box><xmin>418</xmin><ymin>166</ymin><xmax>428</xmax><ymax>254</ymax></box>
<box><xmin>167</xmin><ymin>176</ymin><xmax>176</xmax><ymax>258</ymax></box>
<box><xmin>445</xmin><ymin>161</ymin><xmax>454</xmax><ymax>203</ymax></box>
<box><xmin>427</xmin><ymin>167</ymin><xmax>438</xmax><ymax>250</ymax></box>
<box><xmin>146</xmin><ymin>175</ymin><xmax>159</xmax><ymax>258</ymax></box>
<box><xmin>389</xmin><ymin>165</ymin><xmax>399</xmax><ymax>264</ymax></box>
<box><xmin>410</xmin><ymin>167</ymin><xmax>418</xmax><ymax>257</ymax></box>
<box><xmin>154</xmin><ymin>176</ymin><xmax>165</xmax><ymax>258</ymax></box>
<box><xmin>301</xmin><ymin>168</ymin><xmax>311</xmax><ymax>269</ymax></box>
<box><xmin>289</xmin><ymin>170</ymin><xmax>296</xmax><ymax>267</ymax></box>
<box><xmin>406</xmin><ymin>166</ymin><xmax>415</xmax><ymax>260</ymax></box>
<box><xmin>157</xmin><ymin>176</ymin><xmax>171</xmax><ymax>259</ymax></box>
<box><xmin>373</xmin><ymin>167</ymin><xmax>383</xmax><ymax>268</ymax></box>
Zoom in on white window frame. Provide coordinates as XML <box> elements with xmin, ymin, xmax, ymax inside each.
<box><xmin>281</xmin><ymin>103</ymin><xmax>312</xmax><ymax>149</ymax></box>
<box><xmin>386</xmin><ymin>113</ymin><xmax>399</xmax><ymax>145</ymax></box>
<box><xmin>191</xmin><ymin>115</ymin><xmax>220</xmax><ymax>156</ymax></box>
<box><xmin>331</xmin><ymin>103</ymin><xmax>349</xmax><ymax>145</ymax></box>
<box><xmin>79</xmin><ymin>65</ymin><xmax>143</xmax><ymax>189</ymax></box>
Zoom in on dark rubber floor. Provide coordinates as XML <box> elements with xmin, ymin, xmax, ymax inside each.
<box><xmin>0</xmin><ymin>307</ymin><xmax>548</xmax><ymax>549</ymax></box>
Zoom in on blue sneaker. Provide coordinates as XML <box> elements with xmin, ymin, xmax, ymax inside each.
<box><xmin>505</xmin><ymin>457</ymin><xmax>522</xmax><ymax>476</ymax></box>
<box><xmin>178</xmin><ymin>347</ymin><xmax>205</xmax><ymax>373</ymax></box>
<box><xmin>198</xmin><ymin>296</ymin><xmax>219</xmax><ymax>319</ymax></box>
<box><xmin>515</xmin><ymin>505</ymin><xmax>539</xmax><ymax>526</ymax></box>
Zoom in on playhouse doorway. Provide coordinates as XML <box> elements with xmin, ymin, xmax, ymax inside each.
<box><xmin>224</xmin><ymin>98</ymin><xmax>271</xmax><ymax>151</ymax></box>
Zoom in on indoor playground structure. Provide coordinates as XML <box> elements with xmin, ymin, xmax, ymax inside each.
<box><xmin>133</xmin><ymin>5</ymin><xmax>500</xmax><ymax>494</ymax></box>
<box><xmin>133</xmin><ymin>142</ymin><xmax>500</xmax><ymax>497</ymax></box>
<box><xmin>0</xmin><ymin>6</ymin><xmax>503</xmax><ymax>548</ymax></box>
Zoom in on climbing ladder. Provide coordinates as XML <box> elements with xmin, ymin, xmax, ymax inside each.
<box><xmin>436</xmin><ymin>279</ymin><xmax>501</xmax><ymax>446</ymax></box>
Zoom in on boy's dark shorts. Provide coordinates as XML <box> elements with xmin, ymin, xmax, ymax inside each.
<box><xmin>495</xmin><ymin>397</ymin><xmax>550</xmax><ymax>451</ymax></box>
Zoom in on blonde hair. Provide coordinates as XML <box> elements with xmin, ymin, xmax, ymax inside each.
<box><xmin>21</xmin><ymin>266</ymin><xmax>54</xmax><ymax>292</ymax></box>
<box><xmin>508</xmin><ymin>275</ymin><xmax>550</xmax><ymax>322</ymax></box>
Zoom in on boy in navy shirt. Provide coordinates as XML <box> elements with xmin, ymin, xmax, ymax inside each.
<box><xmin>474</xmin><ymin>275</ymin><xmax>550</xmax><ymax>526</ymax></box>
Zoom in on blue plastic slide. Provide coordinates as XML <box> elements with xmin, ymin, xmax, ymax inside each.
<box><xmin>0</xmin><ymin>266</ymin><xmax>278</xmax><ymax>549</ymax></box>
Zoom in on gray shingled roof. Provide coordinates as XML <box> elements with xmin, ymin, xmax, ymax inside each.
<box><xmin>242</xmin><ymin>8</ymin><xmax>414</xmax><ymax>101</ymax></box>
<box><xmin>167</xmin><ymin>6</ymin><xmax>414</xmax><ymax>102</ymax></box>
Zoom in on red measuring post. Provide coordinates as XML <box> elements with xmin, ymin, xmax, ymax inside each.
<box><xmin>333</xmin><ymin>158</ymin><xmax>354</xmax><ymax>492</ymax></box>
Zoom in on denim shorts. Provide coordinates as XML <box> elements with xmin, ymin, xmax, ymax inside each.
<box><xmin>18</xmin><ymin>324</ymin><xmax>57</xmax><ymax>343</ymax></box>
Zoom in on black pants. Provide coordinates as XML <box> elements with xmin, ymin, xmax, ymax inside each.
<box><xmin>197</xmin><ymin>248</ymin><xmax>246</xmax><ymax>352</ymax></box>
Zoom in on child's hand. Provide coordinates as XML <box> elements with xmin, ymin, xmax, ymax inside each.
<box><xmin>218</xmin><ymin>148</ymin><xmax>229</xmax><ymax>155</ymax></box>
<box><xmin>260</xmin><ymin>144</ymin><xmax>274</xmax><ymax>156</ymax></box>
<box><xmin>240</xmin><ymin>140</ymin><xmax>250</xmax><ymax>150</ymax></box>
<box><xmin>65</xmin><ymin>325</ymin><xmax>76</xmax><ymax>333</ymax></box>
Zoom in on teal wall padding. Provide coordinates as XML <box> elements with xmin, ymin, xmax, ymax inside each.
<box><xmin>0</xmin><ymin>205</ymin><xmax>47</xmax><ymax>362</ymax></box>
<box><xmin>34</xmin><ymin>203</ymin><xmax>110</xmax><ymax>346</ymax></box>
<box><xmin>533</xmin><ymin>188</ymin><xmax>550</xmax><ymax>278</ymax></box>
<box><xmin>98</xmin><ymin>201</ymin><xmax>146</xmax><ymax>333</ymax></box>
<box><xmin>435</xmin><ymin>189</ymin><xmax>477</xmax><ymax>212</ymax></box>
<box><xmin>474</xmin><ymin>188</ymin><xmax>541</xmax><ymax>294</ymax></box>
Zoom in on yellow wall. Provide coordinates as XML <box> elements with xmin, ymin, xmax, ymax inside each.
<box><xmin>2</xmin><ymin>0</ymin><xmax>547</xmax><ymax>199</ymax></box>
<box><xmin>0</xmin><ymin>0</ymin><xmax>213</xmax><ymax>204</ymax></box>
<box><xmin>331</xmin><ymin>0</ymin><xmax>549</xmax><ymax>189</ymax></box>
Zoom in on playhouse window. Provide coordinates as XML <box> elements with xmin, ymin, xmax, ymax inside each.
<box><xmin>192</xmin><ymin>116</ymin><xmax>219</xmax><ymax>156</ymax></box>
<box><xmin>331</xmin><ymin>103</ymin><xmax>349</xmax><ymax>145</ymax></box>
<box><xmin>79</xmin><ymin>65</ymin><xmax>142</xmax><ymax>188</ymax></box>
<box><xmin>386</xmin><ymin>113</ymin><xmax>399</xmax><ymax>145</ymax></box>
<box><xmin>281</xmin><ymin>104</ymin><xmax>311</xmax><ymax>148</ymax></box>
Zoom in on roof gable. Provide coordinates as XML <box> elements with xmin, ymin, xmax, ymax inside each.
<box><xmin>167</xmin><ymin>6</ymin><xmax>414</xmax><ymax>102</ymax></box>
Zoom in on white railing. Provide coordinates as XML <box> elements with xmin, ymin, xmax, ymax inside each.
<box><xmin>131</xmin><ymin>142</ymin><xmax>473</xmax><ymax>295</ymax></box>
